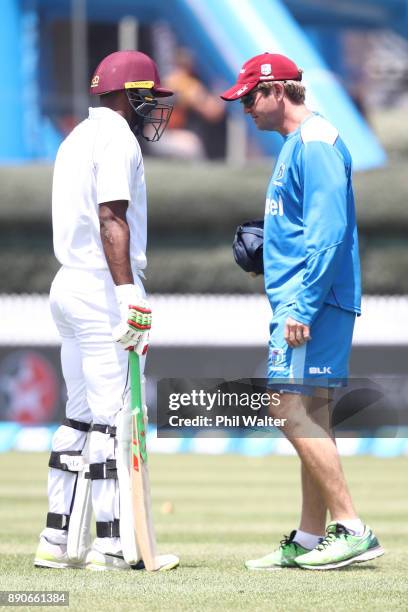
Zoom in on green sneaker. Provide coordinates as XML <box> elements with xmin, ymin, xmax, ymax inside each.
<box><xmin>295</xmin><ymin>522</ymin><xmax>384</xmax><ymax>570</ymax></box>
<box><xmin>245</xmin><ymin>531</ymin><xmax>309</xmax><ymax>570</ymax></box>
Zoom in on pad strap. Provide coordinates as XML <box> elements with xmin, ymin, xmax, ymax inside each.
<box><xmin>46</xmin><ymin>512</ymin><xmax>70</xmax><ymax>530</ymax></box>
<box><xmin>87</xmin><ymin>460</ymin><xmax>117</xmax><ymax>480</ymax></box>
<box><xmin>92</xmin><ymin>424</ymin><xmax>117</xmax><ymax>437</ymax></box>
<box><xmin>49</xmin><ymin>450</ymin><xmax>84</xmax><ymax>472</ymax></box>
<box><xmin>96</xmin><ymin>519</ymin><xmax>120</xmax><ymax>538</ymax></box>
<box><xmin>62</xmin><ymin>418</ymin><xmax>91</xmax><ymax>432</ymax></box>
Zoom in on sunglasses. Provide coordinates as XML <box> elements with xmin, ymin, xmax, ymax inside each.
<box><xmin>240</xmin><ymin>87</ymin><xmax>263</xmax><ymax>108</ymax></box>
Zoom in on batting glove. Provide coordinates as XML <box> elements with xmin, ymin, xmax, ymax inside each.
<box><xmin>113</xmin><ymin>284</ymin><xmax>152</xmax><ymax>355</ymax></box>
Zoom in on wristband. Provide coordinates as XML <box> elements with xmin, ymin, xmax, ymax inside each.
<box><xmin>114</xmin><ymin>284</ymin><xmax>143</xmax><ymax>308</ymax></box>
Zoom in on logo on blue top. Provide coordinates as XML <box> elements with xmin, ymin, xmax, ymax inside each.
<box><xmin>276</xmin><ymin>163</ymin><xmax>286</xmax><ymax>180</ymax></box>
<box><xmin>271</xmin><ymin>348</ymin><xmax>284</xmax><ymax>367</ymax></box>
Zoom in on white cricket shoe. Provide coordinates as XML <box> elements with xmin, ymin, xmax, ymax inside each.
<box><xmin>34</xmin><ymin>535</ymin><xmax>84</xmax><ymax>569</ymax></box>
<box><xmin>86</xmin><ymin>537</ymin><xmax>132</xmax><ymax>571</ymax></box>
<box><xmin>86</xmin><ymin>538</ymin><xmax>179</xmax><ymax>572</ymax></box>
<box><xmin>154</xmin><ymin>554</ymin><xmax>180</xmax><ymax>571</ymax></box>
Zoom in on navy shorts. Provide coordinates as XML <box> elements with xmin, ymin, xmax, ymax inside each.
<box><xmin>267</xmin><ymin>303</ymin><xmax>356</xmax><ymax>394</ymax></box>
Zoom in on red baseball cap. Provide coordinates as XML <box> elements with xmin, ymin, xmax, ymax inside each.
<box><xmin>220</xmin><ymin>53</ymin><xmax>302</xmax><ymax>101</ymax></box>
<box><xmin>90</xmin><ymin>50</ymin><xmax>173</xmax><ymax>97</ymax></box>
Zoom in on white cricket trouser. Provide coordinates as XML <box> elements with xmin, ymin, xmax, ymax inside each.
<box><xmin>46</xmin><ymin>266</ymin><xmax>145</xmax><ymax>529</ymax></box>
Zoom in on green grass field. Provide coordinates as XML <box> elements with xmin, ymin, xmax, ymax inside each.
<box><xmin>0</xmin><ymin>452</ymin><xmax>407</xmax><ymax>611</ymax></box>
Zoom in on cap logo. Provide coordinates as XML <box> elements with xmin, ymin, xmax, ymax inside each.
<box><xmin>240</xmin><ymin>68</ymin><xmax>246</xmax><ymax>73</ymax></box>
<box><xmin>91</xmin><ymin>75</ymin><xmax>99</xmax><ymax>88</ymax></box>
<box><xmin>125</xmin><ymin>80</ymin><xmax>154</xmax><ymax>89</ymax></box>
<box><xmin>260</xmin><ymin>63</ymin><xmax>272</xmax><ymax>76</ymax></box>
<box><xmin>234</xmin><ymin>84</ymin><xmax>249</xmax><ymax>97</ymax></box>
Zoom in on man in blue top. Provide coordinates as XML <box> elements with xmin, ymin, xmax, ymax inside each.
<box><xmin>221</xmin><ymin>53</ymin><xmax>383</xmax><ymax>570</ymax></box>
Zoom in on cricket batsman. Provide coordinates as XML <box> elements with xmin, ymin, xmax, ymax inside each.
<box><xmin>34</xmin><ymin>51</ymin><xmax>178</xmax><ymax>571</ymax></box>
<box><xmin>221</xmin><ymin>53</ymin><xmax>384</xmax><ymax>570</ymax></box>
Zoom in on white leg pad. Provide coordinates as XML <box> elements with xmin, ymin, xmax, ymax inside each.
<box><xmin>67</xmin><ymin>436</ymin><xmax>92</xmax><ymax>563</ymax></box>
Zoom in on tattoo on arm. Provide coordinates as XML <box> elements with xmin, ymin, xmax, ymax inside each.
<box><xmin>99</xmin><ymin>200</ymin><xmax>134</xmax><ymax>286</ymax></box>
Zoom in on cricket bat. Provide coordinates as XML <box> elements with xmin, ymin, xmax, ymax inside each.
<box><xmin>129</xmin><ymin>350</ymin><xmax>159</xmax><ymax>571</ymax></box>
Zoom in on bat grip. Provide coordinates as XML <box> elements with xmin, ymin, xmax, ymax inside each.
<box><xmin>129</xmin><ymin>351</ymin><xmax>142</xmax><ymax>412</ymax></box>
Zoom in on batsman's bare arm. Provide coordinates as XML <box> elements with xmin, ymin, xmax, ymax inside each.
<box><xmin>99</xmin><ymin>200</ymin><xmax>133</xmax><ymax>286</ymax></box>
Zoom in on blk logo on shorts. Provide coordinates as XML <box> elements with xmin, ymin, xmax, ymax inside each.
<box><xmin>309</xmin><ymin>366</ymin><xmax>332</xmax><ymax>374</ymax></box>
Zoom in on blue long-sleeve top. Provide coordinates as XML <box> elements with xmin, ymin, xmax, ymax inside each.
<box><xmin>263</xmin><ymin>113</ymin><xmax>361</xmax><ymax>325</ymax></box>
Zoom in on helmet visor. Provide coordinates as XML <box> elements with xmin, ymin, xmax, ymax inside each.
<box><xmin>127</xmin><ymin>89</ymin><xmax>173</xmax><ymax>142</ymax></box>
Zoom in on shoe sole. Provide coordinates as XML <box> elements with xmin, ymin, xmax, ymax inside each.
<box><xmin>86</xmin><ymin>559</ymin><xmax>179</xmax><ymax>572</ymax></box>
<box><xmin>157</xmin><ymin>559</ymin><xmax>179</xmax><ymax>571</ymax></box>
<box><xmin>245</xmin><ymin>564</ymin><xmax>297</xmax><ymax>571</ymax></box>
<box><xmin>297</xmin><ymin>545</ymin><xmax>385</xmax><ymax>570</ymax></box>
<box><xmin>34</xmin><ymin>558</ymin><xmax>84</xmax><ymax>570</ymax></box>
<box><xmin>86</xmin><ymin>562</ymin><xmax>129</xmax><ymax>571</ymax></box>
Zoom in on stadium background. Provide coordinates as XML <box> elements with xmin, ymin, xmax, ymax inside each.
<box><xmin>0</xmin><ymin>0</ymin><xmax>407</xmax><ymax>455</ymax></box>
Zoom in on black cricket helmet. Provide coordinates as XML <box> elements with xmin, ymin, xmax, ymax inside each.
<box><xmin>232</xmin><ymin>219</ymin><xmax>264</xmax><ymax>275</ymax></box>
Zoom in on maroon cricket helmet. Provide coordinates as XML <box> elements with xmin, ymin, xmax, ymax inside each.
<box><xmin>90</xmin><ymin>50</ymin><xmax>173</xmax><ymax>97</ymax></box>
<box><xmin>220</xmin><ymin>53</ymin><xmax>302</xmax><ymax>101</ymax></box>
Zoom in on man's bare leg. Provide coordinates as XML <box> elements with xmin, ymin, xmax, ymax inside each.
<box><xmin>271</xmin><ymin>391</ymin><xmax>357</xmax><ymax>521</ymax></box>
<box><xmin>245</xmin><ymin>391</ymin><xmax>329</xmax><ymax>569</ymax></box>
<box><xmin>299</xmin><ymin>390</ymin><xmax>332</xmax><ymax>534</ymax></box>
<box><xmin>273</xmin><ymin>388</ymin><xmax>384</xmax><ymax>568</ymax></box>
<box><xmin>299</xmin><ymin>463</ymin><xmax>326</xmax><ymax>535</ymax></box>
<box><xmin>245</xmin><ymin>387</ymin><xmax>384</xmax><ymax>571</ymax></box>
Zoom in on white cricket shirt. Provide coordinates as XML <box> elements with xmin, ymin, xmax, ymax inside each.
<box><xmin>52</xmin><ymin>107</ymin><xmax>147</xmax><ymax>270</ymax></box>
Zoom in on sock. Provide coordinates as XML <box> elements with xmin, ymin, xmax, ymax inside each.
<box><xmin>337</xmin><ymin>518</ymin><xmax>365</xmax><ymax>536</ymax></box>
<box><xmin>293</xmin><ymin>529</ymin><xmax>323</xmax><ymax>550</ymax></box>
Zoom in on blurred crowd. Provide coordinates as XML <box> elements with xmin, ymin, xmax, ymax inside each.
<box><xmin>155</xmin><ymin>47</ymin><xmax>225</xmax><ymax>160</ymax></box>
<box><xmin>47</xmin><ymin>18</ymin><xmax>408</xmax><ymax>163</ymax></box>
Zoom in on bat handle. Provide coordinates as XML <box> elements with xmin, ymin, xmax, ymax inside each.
<box><xmin>129</xmin><ymin>351</ymin><xmax>143</xmax><ymax>410</ymax></box>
